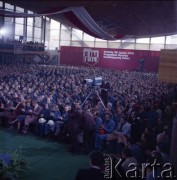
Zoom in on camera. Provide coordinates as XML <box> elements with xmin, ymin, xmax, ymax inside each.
<box><xmin>84</xmin><ymin>77</ymin><xmax>103</xmax><ymax>87</ymax></box>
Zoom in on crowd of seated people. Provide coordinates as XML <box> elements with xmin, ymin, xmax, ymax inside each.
<box><xmin>0</xmin><ymin>64</ymin><xmax>176</xmax><ymax>178</ymax></box>
<box><xmin>24</xmin><ymin>41</ymin><xmax>45</xmax><ymax>51</ymax></box>
<box><xmin>0</xmin><ymin>38</ymin><xmax>45</xmax><ymax>51</ymax></box>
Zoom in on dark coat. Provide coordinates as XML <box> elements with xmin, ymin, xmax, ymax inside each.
<box><xmin>75</xmin><ymin>168</ymin><xmax>104</xmax><ymax>180</ymax></box>
<box><xmin>82</xmin><ymin>111</ymin><xmax>96</xmax><ymax>132</ymax></box>
<box><xmin>67</xmin><ymin>109</ymin><xmax>83</xmax><ymax>133</ymax></box>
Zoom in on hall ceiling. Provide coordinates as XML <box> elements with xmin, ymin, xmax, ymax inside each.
<box><xmin>4</xmin><ymin>0</ymin><xmax>177</xmax><ymax>38</ymax></box>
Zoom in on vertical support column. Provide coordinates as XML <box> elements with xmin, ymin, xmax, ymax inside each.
<box><xmin>149</xmin><ymin>37</ymin><xmax>151</xmax><ymax>51</ymax></box>
<box><xmin>1</xmin><ymin>1</ymin><xmax>5</xmax><ymax>64</ymax></box>
<box><xmin>70</xmin><ymin>27</ymin><xmax>72</xmax><ymax>46</ymax></box>
<box><xmin>32</xmin><ymin>16</ymin><xmax>35</xmax><ymax>42</ymax></box>
<box><xmin>164</xmin><ymin>36</ymin><xmax>166</xmax><ymax>49</ymax></box>
<box><xmin>134</xmin><ymin>38</ymin><xmax>137</xmax><ymax>50</ymax></box>
<box><xmin>24</xmin><ymin>9</ymin><xmax>27</xmax><ymax>43</ymax></box>
<box><xmin>43</xmin><ymin>17</ymin><xmax>46</xmax><ymax>45</ymax></box>
<box><xmin>59</xmin><ymin>22</ymin><xmax>61</xmax><ymax>49</ymax></box>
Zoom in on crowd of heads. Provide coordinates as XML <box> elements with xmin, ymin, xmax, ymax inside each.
<box><xmin>0</xmin><ymin>38</ymin><xmax>44</xmax><ymax>51</ymax></box>
<box><xmin>0</xmin><ymin>64</ymin><xmax>176</xmax><ymax>178</ymax></box>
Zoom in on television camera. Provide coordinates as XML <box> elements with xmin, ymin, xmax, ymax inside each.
<box><xmin>82</xmin><ymin>76</ymin><xmax>106</xmax><ymax>110</ymax></box>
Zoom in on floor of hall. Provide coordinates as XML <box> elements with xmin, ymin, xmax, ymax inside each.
<box><xmin>0</xmin><ymin>128</ymin><xmax>88</xmax><ymax>180</ymax></box>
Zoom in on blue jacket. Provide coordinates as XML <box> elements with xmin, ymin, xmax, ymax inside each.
<box><xmin>103</xmin><ymin>119</ymin><xmax>116</xmax><ymax>134</ymax></box>
<box><xmin>96</xmin><ymin>117</ymin><xmax>103</xmax><ymax>132</ymax></box>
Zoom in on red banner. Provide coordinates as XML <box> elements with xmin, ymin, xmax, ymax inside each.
<box><xmin>60</xmin><ymin>46</ymin><xmax>160</xmax><ymax>72</ymax></box>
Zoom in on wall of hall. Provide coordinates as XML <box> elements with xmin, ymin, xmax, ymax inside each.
<box><xmin>60</xmin><ymin>46</ymin><xmax>160</xmax><ymax>72</ymax></box>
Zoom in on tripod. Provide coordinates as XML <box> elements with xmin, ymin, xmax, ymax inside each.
<box><xmin>81</xmin><ymin>86</ymin><xmax>106</xmax><ymax>110</ymax></box>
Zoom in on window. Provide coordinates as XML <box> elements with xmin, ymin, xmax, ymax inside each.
<box><xmin>122</xmin><ymin>43</ymin><xmax>135</xmax><ymax>50</ymax></box>
<box><xmin>121</xmin><ymin>39</ymin><xmax>135</xmax><ymax>50</ymax></box>
<box><xmin>16</xmin><ymin>6</ymin><xmax>24</xmax><ymax>13</ymax></box>
<box><xmin>49</xmin><ymin>39</ymin><xmax>59</xmax><ymax>50</ymax></box>
<box><xmin>28</xmin><ymin>10</ymin><xmax>33</xmax><ymax>14</ymax></box>
<box><xmin>136</xmin><ymin>38</ymin><xmax>150</xmax><ymax>50</ymax></box>
<box><xmin>15</xmin><ymin>18</ymin><xmax>24</xmax><ymax>24</ymax></box>
<box><xmin>135</xmin><ymin>44</ymin><xmax>149</xmax><ymax>50</ymax></box>
<box><xmin>60</xmin><ymin>41</ymin><xmax>70</xmax><ymax>46</ymax></box>
<box><xmin>34</xmin><ymin>17</ymin><xmax>42</xmax><ymax>28</ymax></box>
<box><xmin>27</xmin><ymin>18</ymin><xmax>33</xmax><ymax>26</ymax></box>
<box><xmin>27</xmin><ymin>26</ymin><xmax>33</xmax><ymax>37</ymax></box>
<box><xmin>34</xmin><ymin>27</ymin><xmax>41</xmax><ymax>39</ymax></box>
<box><xmin>150</xmin><ymin>44</ymin><xmax>164</xmax><ymax>51</ymax></box>
<box><xmin>82</xmin><ymin>41</ymin><xmax>94</xmax><ymax>47</ymax></box>
<box><xmin>136</xmin><ymin>38</ymin><xmax>150</xmax><ymax>43</ymax></box>
<box><xmin>70</xmin><ymin>41</ymin><xmax>83</xmax><ymax>47</ymax></box>
<box><xmin>122</xmin><ymin>39</ymin><xmax>135</xmax><ymax>43</ymax></box>
<box><xmin>15</xmin><ymin>23</ymin><xmax>24</xmax><ymax>35</ymax></box>
<box><xmin>60</xmin><ymin>27</ymin><xmax>71</xmax><ymax>41</ymax></box>
<box><xmin>166</xmin><ymin>35</ymin><xmax>177</xmax><ymax>44</ymax></box>
<box><xmin>95</xmin><ymin>41</ymin><xmax>107</xmax><ymax>48</ymax></box>
<box><xmin>72</xmin><ymin>28</ymin><xmax>83</xmax><ymax>41</ymax></box>
<box><xmin>83</xmin><ymin>33</ymin><xmax>95</xmax><ymax>41</ymax></box>
<box><xmin>3</xmin><ymin>22</ymin><xmax>14</xmax><ymax>38</ymax></box>
<box><xmin>107</xmin><ymin>40</ymin><xmax>121</xmax><ymax>48</ymax></box>
<box><xmin>27</xmin><ymin>36</ymin><xmax>33</xmax><ymax>41</ymax></box>
<box><xmin>51</xmin><ymin>19</ymin><xmax>60</xmax><ymax>30</ymax></box>
<box><xmin>34</xmin><ymin>37</ymin><xmax>41</xmax><ymax>42</ymax></box>
<box><xmin>15</xmin><ymin>7</ymin><xmax>24</xmax><ymax>24</ymax></box>
<box><xmin>165</xmin><ymin>44</ymin><xmax>177</xmax><ymax>49</ymax></box>
<box><xmin>5</xmin><ymin>3</ymin><xmax>14</xmax><ymax>10</ymax></box>
<box><xmin>151</xmin><ymin>36</ymin><xmax>165</xmax><ymax>44</ymax></box>
<box><xmin>50</xmin><ymin>30</ymin><xmax>60</xmax><ymax>40</ymax></box>
<box><xmin>5</xmin><ymin>17</ymin><xmax>14</xmax><ymax>23</ymax></box>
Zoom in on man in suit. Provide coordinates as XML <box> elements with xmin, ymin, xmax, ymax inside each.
<box><xmin>75</xmin><ymin>150</ymin><xmax>104</xmax><ymax>180</ymax></box>
<box><xmin>22</xmin><ymin>100</ymin><xmax>43</xmax><ymax>134</ymax></box>
<box><xmin>67</xmin><ymin>103</ymin><xmax>83</xmax><ymax>154</ymax></box>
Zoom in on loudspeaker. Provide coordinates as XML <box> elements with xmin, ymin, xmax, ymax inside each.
<box><xmin>158</xmin><ymin>49</ymin><xmax>177</xmax><ymax>83</ymax></box>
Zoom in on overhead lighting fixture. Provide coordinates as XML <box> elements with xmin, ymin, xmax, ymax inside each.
<box><xmin>0</xmin><ymin>28</ymin><xmax>6</xmax><ymax>35</ymax></box>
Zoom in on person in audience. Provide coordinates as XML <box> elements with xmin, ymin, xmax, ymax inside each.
<box><xmin>9</xmin><ymin>100</ymin><xmax>31</xmax><ymax>131</ymax></box>
<box><xmin>36</xmin><ymin>103</ymin><xmax>51</xmax><ymax>136</ymax></box>
<box><xmin>121</xmin><ymin>147</ymin><xmax>138</xmax><ymax>174</ymax></box>
<box><xmin>146</xmin><ymin>151</ymin><xmax>163</xmax><ymax>180</ymax></box>
<box><xmin>67</xmin><ymin>103</ymin><xmax>83</xmax><ymax>155</ymax></box>
<box><xmin>114</xmin><ymin>116</ymin><xmax>131</xmax><ymax>137</ymax></box>
<box><xmin>75</xmin><ymin>150</ymin><xmax>104</xmax><ymax>180</ymax></box>
<box><xmin>95</xmin><ymin>113</ymin><xmax>116</xmax><ymax>151</ymax></box>
<box><xmin>22</xmin><ymin>100</ymin><xmax>43</xmax><ymax>134</ymax></box>
<box><xmin>82</xmin><ymin>109</ymin><xmax>96</xmax><ymax>154</ymax></box>
<box><xmin>53</xmin><ymin>104</ymin><xmax>69</xmax><ymax>136</ymax></box>
<box><xmin>94</xmin><ymin>111</ymin><xmax>103</xmax><ymax>133</ymax></box>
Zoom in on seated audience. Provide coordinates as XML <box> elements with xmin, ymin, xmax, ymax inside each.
<box><xmin>0</xmin><ymin>64</ymin><xmax>175</xmax><ymax>178</ymax></box>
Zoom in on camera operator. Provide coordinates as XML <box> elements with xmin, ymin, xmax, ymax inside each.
<box><xmin>100</xmin><ymin>81</ymin><xmax>110</xmax><ymax>106</ymax></box>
